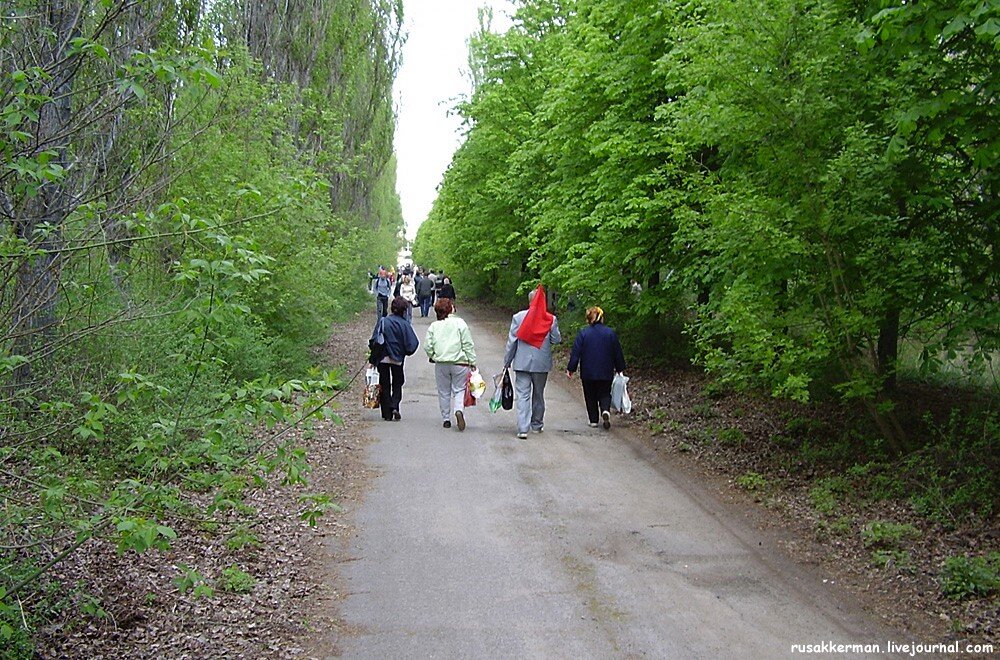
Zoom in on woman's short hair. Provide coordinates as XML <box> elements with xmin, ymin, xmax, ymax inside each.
<box><xmin>586</xmin><ymin>306</ymin><xmax>605</xmax><ymax>325</ymax></box>
<box><xmin>434</xmin><ymin>298</ymin><xmax>454</xmax><ymax>320</ymax></box>
<box><xmin>391</xmin><ymin>296</ymin><xmax>409</xmax><ymax>316</ymax></box>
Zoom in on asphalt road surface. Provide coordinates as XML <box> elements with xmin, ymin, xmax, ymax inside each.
<box><xmin>335</xmin><ymin>308</ymin><xmax>891</xmax><ymax>659</ymax></box>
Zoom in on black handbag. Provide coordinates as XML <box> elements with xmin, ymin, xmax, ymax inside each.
<box><xmin>501</xmin><ymin>368</ymin><xmax>514</xmax><ymax>410</ymax></box>
<box><xmin>368</xmin><ymin>319</ymin><xmax>385</xmax><ymax>366</ymax></box>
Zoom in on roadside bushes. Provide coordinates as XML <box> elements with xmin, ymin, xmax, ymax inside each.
<box><xmin>1</xmin><ymin>1</ymin><xmax>403</xmax><ymax>653</ymax></box>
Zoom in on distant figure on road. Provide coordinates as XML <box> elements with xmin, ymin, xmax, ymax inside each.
<box><xmin>373</xmin><ymin>267</ymin><xmax>392</xmax><ymax>318</ymax></box>
<box><xmin>434</xmin><ymin>272</ymin><xmax>445</xmax><ymax>304</ymax></box>
<box><xmin>426</xmin><ymin>270</ymin><xmax>438</xmax><ymax>304</ymax></box>
<box><xmin>424</xmin><ymin>298</ymin><xmax>477</xmax><ymax>431</ymax></box>
<box><xmin>370</xmin><ymin>297</ymin><xmax>419</xmax><ymax>422</ymax></box>
<box><xmin>415</xmin><ymin>270</ymin><xmax>435</xmax><ymax>318</ymax></box>
<box><xmin>439</xmin><ymin>276</ymin><xmax>456</xmax><ymax>303</ymax></box>
<box><xmin>566</xmin><ymin>306</ymin><xmax>626</xmax><ymax>430</ymax></box>
<box><xmin>398</xmin><ymin>274</ymin><xmax>417</xmax><ymax>323</ymax></box>
<box><xmin>503</xmin><ymin>286</ymin><xmax>561</xmax><ymax>439</ymax></box>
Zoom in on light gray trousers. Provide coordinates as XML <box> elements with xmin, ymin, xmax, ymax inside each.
<box><xmin>514</xmin><ymin>370</ymin><xmax>548</xmax><ymax>433</ymax></box>
<box><xmin>435</xmin><ymin>363</ymin><xmax>470</xmax><ymax>421</ymax></box>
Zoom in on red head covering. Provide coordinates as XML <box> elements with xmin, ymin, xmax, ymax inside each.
<box><xmin>516</xmin><ymin>284</ymin><xmax>554</xmax><ymax>348</ymax></box>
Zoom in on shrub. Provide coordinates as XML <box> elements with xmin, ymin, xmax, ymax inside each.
<box><xmin>736</xmin><ymin>472</ymin><xmax>769</xmax><ymax>492</ymax></box>
<box><xmin>809</xmin><ymin>476</ymin><xmax>849</xmax><ymax>515</ymax></box>
<box><xmin>860</xmin><ymin>520</ymin><xmax>920</xmax><ymax>549</ymax></box>
<box><xmin>906</xmin><ymin>410</ymin><xmax>999</xmax><ymax>525</ymax></box>
<box><xmin>872</xmin><ymin>549</ymin><xmax>913</xmax><ymax>571</ymax></box>
<box><xmin>939</xmin><ymin>554</ymin><xmax>1000</xmax><ymax>600</ymax></box>
<box><xmin>717</xmin><ymin>427</ymin><xmax>746</xmax><ymax>445</ymax></box>
<box><xmin>219</xmin><ymin>565</ymin><xmax>256</xmax><ymax>594</ymax></box>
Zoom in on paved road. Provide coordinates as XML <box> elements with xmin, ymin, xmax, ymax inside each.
<box><xmin>333</xmin><ymin>308</ymin><xmax>889</xmax><ymax>659</ymax></box>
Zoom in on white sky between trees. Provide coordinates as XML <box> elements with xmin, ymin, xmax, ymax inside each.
<box><xmin>394</xmin><ymin>0</ymin><xmax>514</xmax><ymax>241</ymax></box>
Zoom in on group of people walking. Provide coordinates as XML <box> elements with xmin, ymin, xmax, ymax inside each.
<box><xmin>371</xmin><ymin>266</ymin><xmax>456</xmax><ymax>321</ymax></box>
<box><xmin>367</xmin><ymin>285</ymin><xmax>626</xmax><ymax>438</ymax></box>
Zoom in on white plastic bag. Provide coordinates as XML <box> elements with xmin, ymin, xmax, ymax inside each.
<box><xmin>363</xmin><ymin>366</ymin><xmax>381</xmax><ymax>409</ymax></box>
<box><xmin>611</xmin><ymin>372</ymin><xmax>632</xmax><ymax>414</ymax></box>
<box><xmin>489</xmin><ymin>373</ymin><xmax>503</xmax><ymax>412</ymax></box>
<box><xmin>469</xmin><ymin>368</ymin><xmax>487</xmax><ymax>399</ymax></box>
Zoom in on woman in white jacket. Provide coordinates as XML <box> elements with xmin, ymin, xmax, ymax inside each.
<box><xmin>399</xmin><ymin>275</ymin><xmax>417</xmax><ymax>322</ymax></box>
<box><xmin>424</xmin><ymin>298</ymin><xmax>477</xmax><ymax>430</ymax></box>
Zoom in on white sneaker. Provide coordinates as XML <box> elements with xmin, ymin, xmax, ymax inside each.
<box><xmin>588</xmin><ymin>422</ymin><xmax>598</xmax><ymax>428</ymax></box>
<box><xmin>602</xmin><ymin>410</ymin><xmax>611</xmax><ymax>430</ymax></box>
<box><xmin>516</xmin><ymin>432</ymin><xmax>527</xmax><ymax>439</ymax></box>
<box><xmin>531</xmin><ymin>427</ymin><xmax>543</xmax><ymax>433</ymax></box>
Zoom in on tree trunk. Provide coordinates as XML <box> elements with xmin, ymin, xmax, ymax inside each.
<box><xmin>11</xmin><ymin>1</ymin><xmax>80</xmax><ymax>386</ymax></box>
<box><xmin>877</xmin><ymin>305</ymin><xmax>900</xmax><ymax>394</ymax></box>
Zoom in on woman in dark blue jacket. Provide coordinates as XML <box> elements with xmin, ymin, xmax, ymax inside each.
<box><xmin>369</xmin><ymin>297</ymin><xmax>420</xmax><ymax>421</ymax></box>
<box><xmin>566</xmin><ymin>306</ymin><xmax>626</xmax><ymax>429</ymax></box>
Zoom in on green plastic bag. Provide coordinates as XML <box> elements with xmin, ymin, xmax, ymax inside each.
<box><xmin>489</xmin><ymin>372</ymin><xmax>503</xmax><ymax>413</ymax></box>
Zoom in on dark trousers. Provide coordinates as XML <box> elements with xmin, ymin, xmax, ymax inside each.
<box><xmin>418</xmin><ymin>295</ymin><xmax>432</xmax><ymax>317</ymax></box>
<box><xmin>581</xmin><ymin>379</ymin><xmax>613</xmax><ymax>424</ymax></box>
<box><xmin>377</xmin><ymin>362</ymin><xmax>404</xmax><ymax>419</ymax></box>
<box><xmin>376</xmin><ymin>294</ymin><xmax>389</xmax><ymax>318</ymax></box>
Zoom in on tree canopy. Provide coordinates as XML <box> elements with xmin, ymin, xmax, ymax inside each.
<box><xmin>414</xmin><ymin>0</ymin><xmax>999</xmax><ymax>449</ymax></box>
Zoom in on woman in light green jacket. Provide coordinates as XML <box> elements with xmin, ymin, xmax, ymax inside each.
<box><xmin>424</xmin><ymin>298</ymin><xmax>477</xmax><ymax>431</ymax></box>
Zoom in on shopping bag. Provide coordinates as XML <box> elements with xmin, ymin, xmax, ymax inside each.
<box><xmin>464</xmin><ymin>370</ymin><xmax>477</xmax><ymax>407</ymax></box>
<box><xmin>489</xmin><ymin>373</ymin><xmax>504</xmax><ymax>413</ymax></box>
<box><xmin>501</xmin><ymin>368</ymin><xmax>514</xmax><ymax>410</ymax></box>
<box><xmin>367</xmin><ymin>318</ymin><xmax>385</xmax><ymax>366</ymax></box>
<box><xmin>363</xmin><ymin>366</ymin><xmax>381</xmax><ymax>409</ymax></box>
<box><xmin>611</xmin><ymin>372</ymin><xmax>632</xmax><ymax>414</ymax></box>
<box><xmin>469</xmin><ymin>368</ymin><xmax>487</xmax><ymax>399</ymax></box>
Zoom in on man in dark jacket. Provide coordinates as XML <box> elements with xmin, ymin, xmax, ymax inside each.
<box><xmin>566</xmin><ymin>306</ymin><xmax>626</xmax><ymax>429</ymax></box>
<box><xmin>415</xmin><ymin>271</ymin><xmax>435</xmax><ymax>318</ymax></box>
<box><xmin>373</xmin><ymin>267</ymin><xmax>392</xmax><ymax>318</ymax></box>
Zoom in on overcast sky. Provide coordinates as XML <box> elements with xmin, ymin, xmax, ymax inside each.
<box><xmin>394</xmin><ymin>0</ymin><xmax>514</xmax><ymax>240</ymax></box>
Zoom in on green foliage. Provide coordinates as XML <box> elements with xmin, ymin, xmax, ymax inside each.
<box><xmin>0</xmin><ymin>586</ymin><xmax>33</xmax><ymax>659</ymax></box>
<box><xmin>0</xmin><ymin>0</ymin><xmax>401</xmax><ymax>652</ymax></box>
<box><xmin>173</xmin><ymin>564</ymin><xmax>214</xmax><ymax>599</ymax></box>
<box><xmin>860</xmin><ymin>520</ymin><xmax>920</xmax><ymax>549</ymax></box>
<box><xmin>872</xmin><ymin>549</ymin><xmax>912</xmax><ymax>572</ymax></box>
<box><xmin>416</xmin><ymin>0</ymin><xmax>998</xmax><ymax>460</ymax></box>
<box><xmin>225</xmin><ymin>526</ymin><xmax>262</xmax><ymax>551</ymax></box>
<box><xmin>735</xmin><ymin>472</ymin><xmax>769</xmax><ymax>492</ymax></box>
<box><xmin>716</xmin><ymin>427</ymin><xmax>746</xmax><ymax>446</ymax></box>
<box><xmin>219</xmin><ymin>565</ymin><xmax>256</xmax><ymax>594</ymax></box>
<box><xmin>939</xmin><ymin>553</ymin><xmax>1000</xmax><ymax>601</ymax></box>
<box><xmin>809</xmin><ymin>477</ymin><xmax>849</xmax><ymax>516</ymax></box>
<box><xmin>905</xmin><ymin>410</ymin><xmax>1000</xmax><ymax>524</ymax></box>
<box><xmin>298</xmin><ymin>493</ymin><xmax>342</xmax><ymax>527</ymax></box>
<box><xmin>114</xmin><ymin>518</ymin><xmax>177</xmax><ymax>554</ymax></box>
